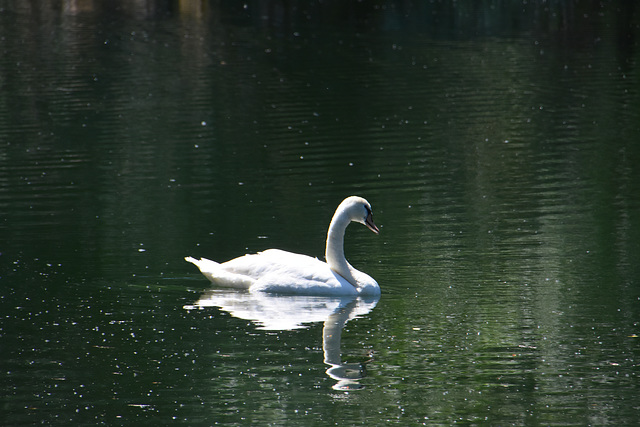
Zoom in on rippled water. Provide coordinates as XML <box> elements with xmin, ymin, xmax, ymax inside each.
<box><xmin>2</xmin><ymin>2</ymin><xmax>640</xmax><ymax>425</ymax></box>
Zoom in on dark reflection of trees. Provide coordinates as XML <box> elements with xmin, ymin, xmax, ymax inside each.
<box><xmin>0</xmin><ymin>0</ymin><xmax>637</xmax><ymax>271</ymax></box>
<box><xmin>4</xmin><ymin>1</ymin><xmax>639</xmax><ymax>36</ymax></box>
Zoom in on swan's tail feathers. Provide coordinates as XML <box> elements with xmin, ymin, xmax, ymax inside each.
<box><xmin>185</xmin><ymin>256</ymin><xmax>221</xmax><ymax>269</ymax></box>
<box><xmin>184</xmin><ymin>256</ymin><xmax>254</xmax><ymax>289</ymax></box>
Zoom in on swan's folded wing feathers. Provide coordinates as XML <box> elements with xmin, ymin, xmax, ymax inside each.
<box><xmin>185</xmin><ymin>241</ymin><xmax>375</xmax><ymax>295</ymax></box>
<box><xmin>242</xmin><ymin>250</ymin><xmax>358</xmax><ymax>295</ymax></box>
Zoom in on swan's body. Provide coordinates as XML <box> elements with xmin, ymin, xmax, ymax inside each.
<box><xmin>185</xmin><ymin>196</ymin><xmax>380</xmax><ymax>296</ymax></box>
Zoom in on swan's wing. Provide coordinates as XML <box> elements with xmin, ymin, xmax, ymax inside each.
<box><xmin>186</xmin><ymin>250</ymin><xmax>359</xmax><ymax>295</ymax></box>
<box><xmin>227</xmin><ymin>250</ymin><xmax>358</xmax><ymax>296</ymax></box>
<box><xmin>217</xmin><ymin>250</ymin><xmax>321</xmax><ymax>280</ymax></box>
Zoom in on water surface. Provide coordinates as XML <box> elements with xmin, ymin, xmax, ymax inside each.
<box><xmin>1</xmin><ymin>2</ymin><xmax>639</xmax><ymax>425</ymax></box>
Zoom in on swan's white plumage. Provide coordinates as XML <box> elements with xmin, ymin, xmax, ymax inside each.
<box><xmin>185</xmin><ymin>196</ymin><xmax>380</xmax><ymax>296</ymax></box>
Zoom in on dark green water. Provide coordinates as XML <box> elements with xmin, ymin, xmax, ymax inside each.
<box><xmin>1</xmin><ymin>1</ymin><xmax>639</xmax><ymax>425</ymax></box>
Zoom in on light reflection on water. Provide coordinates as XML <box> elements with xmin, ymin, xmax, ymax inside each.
<box><xmin>1</xmin><ymin>1</ymin><xmax>639</xmax><ymax>425</ymax></box>
<box><xmin>185</xmin><ymin>290</ymin><xmax>379</xmax><ymax>390</ymax></box>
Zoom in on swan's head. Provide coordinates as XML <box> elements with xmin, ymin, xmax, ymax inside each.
<box><xmin>339</xmin><ymin>196</ymin><xmax>380</xmax><ymax>234</ymax></box>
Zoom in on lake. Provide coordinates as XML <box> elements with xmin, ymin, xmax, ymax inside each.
<box><xmin>1</xmin><ymin>1</ymin><xmax>639</xmax><ymax>425</ymax></box>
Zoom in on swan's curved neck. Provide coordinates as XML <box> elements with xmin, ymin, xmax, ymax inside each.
<box><xmin>325</xmin><ymin>209</ymin><xmax>358</xmax><ymax>287</ymax></box>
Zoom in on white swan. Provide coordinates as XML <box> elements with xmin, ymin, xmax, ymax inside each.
<box><xmin>185</xmin><ymin>196</ymin><xmax>380</xmax><ymax>296</ymax></box>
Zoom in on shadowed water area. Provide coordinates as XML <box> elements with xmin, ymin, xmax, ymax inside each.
<box><xmin>1</xmin><ymin>1</ymin><xmax>639</xmax><ymax>425</ymax></box>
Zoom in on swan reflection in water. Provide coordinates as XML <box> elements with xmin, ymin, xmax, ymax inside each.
<box><xmin>184</xmin><ymin>290</ymin><xmax>379</xmax><ymax>390</ymax></box>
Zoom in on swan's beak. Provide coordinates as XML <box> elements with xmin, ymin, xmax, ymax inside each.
<box><xmin>365</xmin><ymin>213</ymin><xmax>380</xmax><ymax>234</ymax></box>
